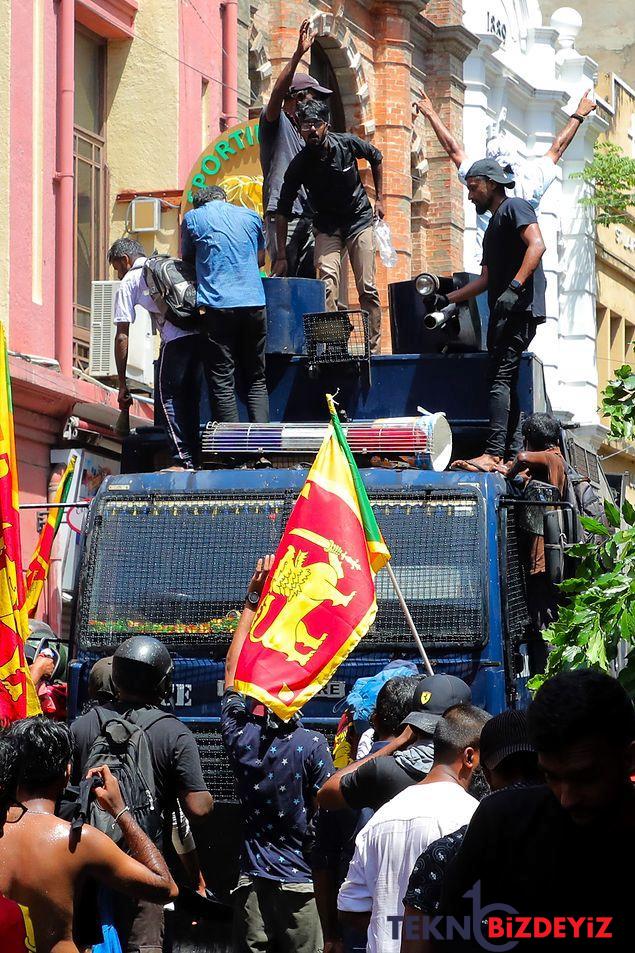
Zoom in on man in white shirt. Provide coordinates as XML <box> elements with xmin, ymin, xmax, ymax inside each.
<box><xmin>109</xmin><ymin>238</ymin><xmax>204</xmax><ymax>470</ymax></box>
<box><xmin>337</xmin><ymin>704</ymin><xmax>491</xmax><ymax>953</ymax></box>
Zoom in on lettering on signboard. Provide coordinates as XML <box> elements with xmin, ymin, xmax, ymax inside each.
<box><xmin>486</xmin><ymin>11</ymin><xmax>507</xmax><ymax>41</ymax></box>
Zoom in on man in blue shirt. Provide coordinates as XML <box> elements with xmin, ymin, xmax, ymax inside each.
<box><xmin>222</xmin><ymin>555</ymin><xmax>334</xmax><ymax>953</ymax></box>
<box><xmin>181</xmin><ymin>187</ymin><xmax>269</xmax><ymax>423</ymax></box>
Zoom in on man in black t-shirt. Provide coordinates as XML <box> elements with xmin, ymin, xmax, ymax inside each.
<box><xmin>71</xmin><ymin>637</ymin><xmax>213</xmax><ymax>953</ymax></box>
<box><xmin>447</xmin><ymin>158</ymin><xmax>546</xmax><ymax>474</ymax></box>
<box><xmin>439</xmin><ymin>671</ymin><xmax>635</xmax><ymax>950</ymax></box>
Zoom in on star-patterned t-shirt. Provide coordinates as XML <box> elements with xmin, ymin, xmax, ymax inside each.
<box><xmin>221</xmin><ymin>690</ymin><xmax>334</xmax><ymax>884</ymax></box>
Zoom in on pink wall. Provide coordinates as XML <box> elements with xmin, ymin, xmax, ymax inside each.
<box><xmin>178</xmin><ymin>0</ymin><xmax>224</xmax><ymax>185</ymax></box>
<box><xmin>9</xmin><ymin>0</ymin><xmax>58</xmax><ymax>361</ymax></box>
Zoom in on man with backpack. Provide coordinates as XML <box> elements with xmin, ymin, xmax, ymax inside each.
<box><xmin>0</xmin><ymin>718</ymin><xmax>177</xmax><ymax>953</ymax></box>
<box><xmin>181</xmin><ymin>185</ymin><xmax>269</xmax><ymax>424</ymax></box>
<box><xmin>109</xmin><ymin>237</ymin><xmax>206</xmax><ymax>470</ymax></box>
<box><xmin>70</xmin><ymin>635</ymin><xmax>213</xmax><ymax>953</ymax></box>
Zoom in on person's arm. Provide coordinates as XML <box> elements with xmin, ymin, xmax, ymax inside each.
<box><xmin>181</xmin><ymin>217</ymin><xmax>195</xmax><ymax>265</ymax></box>
<box><xmin>337</xmin><ymin>837</ymin><xmax>373</xmax><ymax>932</ymax></box>
<box><xmin>506</xmin><ymin>449</ymin><xmax>551</xmax><ymax>480</ymax></box>
<box><xmin>82</xmin><ymin>766</ymin><xmax>177</xmax><ymax>902</ymax></box>
<box><xmin>317</xmin><ymin>725</ymin><xmax>414</xmax><ymax>810</ymax></box>
<box><xmin>225</xmin><ymin>554</ymin><xmax>275</xmax><ymax>688</ymax></box>
<box><xmin>273</xmin><ymin>158</ymin><xmax>303</xmax><ymax>276</ymax></box>
<box><xmin>414</xmin><ymin>91</ymin><xmax>467</xmax><ymax>170</ymax></box>
<box><xmin>401</xmin><ymin>905</ymin><xmax>431</xmax><ymax>953</ymax></box>
<box><xmin>314</xmin><ymin>868</ymin><xmax>344</xmax><ymax>953</ymax></box>
<box><xmin>546</xmin><ymin>89</ymin><xmax>596</xmax><ymax>164</ymax></box>
<box><xmin>371</xmin><ymin>161</ymin><xmax>385</xmax><ymax>220</ymax></box>
<box><xmin>179</xmin><ymin>790</ymin><xmax>214</xmax><ymax>823</ymax></box>
<box><xmin>114</xmin><ymin>323</ymin><xmax>132</xmax><ymax>411</ymax></box>
<box><xmin>257</xmin><ymin>218</ymin><xmax>266</xmax><ymax>269</ymax></box>
<box><xmin>446</xmin><ymin>266</ymin><xmax>489</xmax><ymax>306</ymax></box>
<box><xmin>265</xmin><ymin>19</ymin><xmax>315</xmax><ymax>123</ymax></box>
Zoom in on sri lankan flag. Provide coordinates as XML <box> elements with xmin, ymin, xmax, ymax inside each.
<box><xmin>235</xmin><ymin>395</ymin><xmax>390</xmax><ymax>720</ymax></box>
<box><xmin>0</xmin><ymin>322</ymin><xmax>41</xmax><ymax>722</ymax></box>
<box><xmin>24</xmin><ymin>454</ymin><xmax>77</xmax><ymax>617</ymax></box>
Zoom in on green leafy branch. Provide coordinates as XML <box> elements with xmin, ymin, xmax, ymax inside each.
<box><xmin>601</xmin><ymin>364</ymin><xmax>635</xmax><ymax>443</ymax></box>
<box><xmin>571</xmin><ymin>141</ymin><xmax>635</xmax><ymax>227</ymax></box>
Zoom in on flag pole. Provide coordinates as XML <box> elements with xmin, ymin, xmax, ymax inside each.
<box><xmin>385</xmin><ymin>563</ymin><xmax>434</xmax><ymax>676</ymax></box>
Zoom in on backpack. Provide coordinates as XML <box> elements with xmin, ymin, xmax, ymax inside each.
<box><xmin>143</xmin><ymin>255</ymin><xmax>202</xmax><ymax>330</ymax></box>
<box><xmin>563</xmin><ymin>462</ymin><xmax>610</xmax><ymax>544</ymax></box>
<box><xmin>83</xmin><ymin>706</ymin><xmax>171</xmax><ymax>847</ymax></box>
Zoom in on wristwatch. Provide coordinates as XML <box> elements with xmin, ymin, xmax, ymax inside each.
<box><xmin>509</xmin><ymin>279</ymin><xmax>523</xmax><ymax>293</ymax></box>
<box><xmin>571</xmin><ymin>113</ymin><xmax>585</xmax><ymax>123</ymax></box>
<box><xmin>245</xmin><ymin>590</ymin><xmax>260</xmax><ymax>608</ymax></box>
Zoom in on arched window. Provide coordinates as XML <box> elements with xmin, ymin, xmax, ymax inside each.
<box><xmin>310</xmin><ymin>41</ymin><xmax>346</xmax><ymax>133</ymax></box>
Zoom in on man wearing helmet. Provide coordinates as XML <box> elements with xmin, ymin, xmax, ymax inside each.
<box><xmin>70</xmin><ymin>636</ymin><xmax>213</xmax><ymax>953</ymax></box>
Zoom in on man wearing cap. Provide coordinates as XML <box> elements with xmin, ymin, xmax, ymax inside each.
<box><xmin>318</xmin><ymin>675</ymin><xmax>472</xmax><ymax>813</ymax></box>
<box><xmin>275</xmin><ymin>99</ymin><xmax>385</xmax><ymax>352</ymax></box>
<box><xmin>259</xmin><ymin>19</ymin><xmax>331</xmax><ymax>278</ymax></box>
<box><xmin>401</xmin><ymin>709</ymin><xmax>540</xmax><ymax>953</ymax></box>
<box><xmin>445</xmin><ymin>159</ymin><xmax>546</xmax><ymax>474</ymax></box>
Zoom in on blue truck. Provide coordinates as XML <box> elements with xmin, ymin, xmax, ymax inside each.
<box><xmin>67</xmin><ymin>275</ymin><xmax>612</xmax><ymax>903</ymax></box>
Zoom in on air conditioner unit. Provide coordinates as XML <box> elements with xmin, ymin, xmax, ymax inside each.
<box><xmin>89</xmin><ymin>280</ymin><xmax>155</xmax><ymax>391</ymax></box>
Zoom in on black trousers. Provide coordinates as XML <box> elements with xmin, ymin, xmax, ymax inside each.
<box><xmin>204</xmin><ymin>306</ymin><xmax>269</xmax><ymax>423</ymax></box>
<box><xmin>157</xmin><ymin>334</ymin><xmax>206</xmax><ymax>469</ymax></box>
<box><xmin>485</xmin><ymin>314</ymin><xmax>538</xmax><ymax>459</ymax></box>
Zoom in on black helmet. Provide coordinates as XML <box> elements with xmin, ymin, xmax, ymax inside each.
<box><xmin>112</xmin><ymin>636</ymin><xmax>174</xmax><ymax>701</ymax></box>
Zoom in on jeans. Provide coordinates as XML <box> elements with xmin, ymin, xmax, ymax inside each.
<box><xmin>157</xmin><ymin>334</ymin><xmax>205</xmax><ymax>469</ymax></box>
<box><xmin>485</xmin><ymin>314</ymin><xmax>538</xmax><ymax>458</ymax></box>
<box><xmin>265</xmin><ymin>214</ymin><xmax>315</xmax><ymax>278</ymax></box>
<box><xmin>314</xmin><ymin>226</ymin><xmax>382</xmax><ymax>353</ymax></box>
<box><xmin>204</xmin><ymin>306</ymin><xmax>269</xmax><ymax>423</ymax></box>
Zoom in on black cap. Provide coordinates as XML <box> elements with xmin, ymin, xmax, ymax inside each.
<box><xmin>401</xmin><ymin>674</ymin><xmax>472</xmax><ymax>735</ymax></box>
<box><xmin>112</xmin><ymin>636</ymin><xmax>174</xmax><ymax>700</ymax></box>
<box><xmin>480</xmin><ymin>709</ymin><xmax>534</xmax><ymax>771</ymax></box>
<box><xmin>465</xmin><ymin>158</ymin><xmax>515</xmax><ymax>188</ymax></box>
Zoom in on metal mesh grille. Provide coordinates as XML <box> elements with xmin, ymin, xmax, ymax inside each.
<box><xmin>303</xmin><ymin>310</ymin><xmax>370</xmax><ymax>365</ymax></box>
<box><xmin>501</xmin><ymin>506</ymin><xmax>531</xmax><ymax>641</ymax></box>
<box><xmin>77</xmin><ymin>488</ymin><xmax>486</xmax><ymax>652</ymax></box>
<box><xmin>77</xmin><ymin>494</ymin><xmax>293</xmax><ymax>651</ymax></box>
<box><xmin>570</xmin><ymin>441</ymin><xmax>600</xmax><ymax>485</ymax></box>
<box><xmin>194</xmin><ymin>721</ymin><xmax>337</xmax><ymax>804</ymax></box>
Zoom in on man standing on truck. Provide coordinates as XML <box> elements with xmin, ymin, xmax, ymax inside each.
<box><xmin>223</xmin><ymin>555</ymin><xmax>334</xmax><ymax>953</ymax></box>
<box><xmin>274</xmin><ymin>99</ymin><xmax>385</xmax><ymax>353</ymax></box>
<box><xmin>445</xmin><ymin>159</ymin><xmax>547</xmax><ymax>473</ymax></box>
<box><xmin>259</xmin><ymin>18</ymin><xmax>332</xmax><ymax>276</ymax></box>
<box><xmin>71</xmin><ymin>635</ymin><xmax>214</xmax><ymax>953</ymax></box>
<box><xmin>109</xmin><ymin>237</ymin><xmax>205</xmax><ymax>471</ymax></box>
<box><xmin>0</xmin><ymin>718</ymin><xmax>177</xmax><ymax>953</ymax></box>
<box><xmin>181</xmin><ymin>186</ymin><xmax>270</xmax><ymax>424</ymax></box>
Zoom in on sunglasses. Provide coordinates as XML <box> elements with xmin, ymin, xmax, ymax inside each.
<box><xmin>2</xmin><ymin>799</ymin><xmax>27</xmax><ymax>823</ymax></box>
<box><xmin>300</xmin><ymin>119</ymin><xmax>326</xmax><ymax>131</ymax></box>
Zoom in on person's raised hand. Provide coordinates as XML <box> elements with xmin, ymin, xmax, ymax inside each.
<box><xmin>86</xmin><ymin>765</ymin><xmax>126</xmax><ymax>819</ymax></box>
<box><xmin>415</xmin><ymin>90</ymin><xmax>435</xmax><ymax>119</ymax></box>
<box><xmin>575</xmin><ymin>89</ymin><xmax>596</xmax><ymax>117</ymax></box>
<box><xmin>247</xmin><ymin>554</ymin><xmax>275</xmax><ymax>599</ymax></box>
<box><xmin>296</xmin><ymin>18</ymin><xmax>315</xmax><ymax>58</ymax></box>
<box><xmin>270</xmin><ymin>256</ymin><xmax>288</xmax><ymax>278</ymax></box>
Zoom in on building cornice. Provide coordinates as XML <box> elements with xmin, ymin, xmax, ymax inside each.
<box><xmin>75</xmin><ymin>0</ymin><xmax>138</xmax><ymax>41</ymax></box>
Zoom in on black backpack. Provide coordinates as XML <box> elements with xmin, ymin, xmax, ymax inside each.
<box><xmin>143</xmin><ymin>255</ymin><xmax>203</xmax><ymax>330</ymax></box>
<box><xmin>564</xmin><ymin>462</ymin><xmax>610</xmax><ymax>544</ymax></box>
<box><xmin>83</xmin><ymin>706</ymin><xmax>171</xmax><ymax>847</ymax></box>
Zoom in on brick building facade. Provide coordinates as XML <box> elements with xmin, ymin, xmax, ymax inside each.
<box><xmin>245</xmin><ymin>0</ymin><xmax>476</xmax><ymax>351</ymax></box>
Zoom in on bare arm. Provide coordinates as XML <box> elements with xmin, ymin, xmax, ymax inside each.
<box><xmin>225</xmin><ymin>554</ymin><xmax>275</xmax><ymax>689</ymax></box>
<box><xmin>265</xmin><ymin>19</ymin><xmax>315</xmax><ymax>122</ymax></box>
<box><xmin>83</xmin><ymin>766</ymin><xmax>177</xmax><ymax>902</ymax></box>
<box><xmin>371</xmin><ymin>161</ymin><xmax>385</xmax><ymax>219</ymax></box>
<box><xmin>415</xmin><ymin>91</ymin><xmax>467</xmax><ymax>170</ymax></box>
<box><xmin>514</xmin><ymin>223</ymin><xmax>545</xmax><ymax>286</ymax></box>
<box><xmin>401</xmin><ymin>906</ymin><xmax>432</xmax><ymax>953</ymax></box>
<box><xmin>446</xmin><ymin>266</ymin><xmax>489</xmax><ymax>306</ymax></box>
<box><xmin>317</xmin><ymin>726</ymin><xmax>414</xmax><ymax>810</ymax></box>
<box><xmin>506</xmin><ymin>449</ymin><xmax>551</xmax><ymax>480</ymax></box>
<box><xmin>314</xmin><ymin>868</ymin><xmax>344</xmax><ymax>952</ymax></box>
<box><xmin>546</xmin><ymin>90</ymin><xmax>596</xmax><ymax>164</ymax></box>
<box><xmin>114</xmin><ymin>324</ymin><xmax>133</xmax><ymax>410</ymax></box>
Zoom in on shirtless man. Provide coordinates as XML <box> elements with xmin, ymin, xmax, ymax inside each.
<box><xmin>0</xmin><ymin>717</ymin><xmax>177</xmax><ymax>953</ymax></box>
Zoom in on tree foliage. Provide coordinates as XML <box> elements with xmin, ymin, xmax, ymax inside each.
<box><xmin>571</xmin><ymin>141</ymin><xmax>635</xmax><ymax>227</ymax></box>
<box><xmin>528</xmin><ymin>368</ymin><xmax>635</xmax><ymax>695</ymax></box>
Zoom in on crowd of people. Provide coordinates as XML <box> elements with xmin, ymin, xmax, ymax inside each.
<box><xmin>1</xmin><ymin>552</ymin><xmax>634</xmax><ymax>953</ymax></box>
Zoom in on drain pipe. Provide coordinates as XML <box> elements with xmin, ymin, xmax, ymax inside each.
<box><xmin>54</xmin><ymin>0</ymin><xmax>74</xmax><ymax>378</ymax></box>
<box><xmin>221</xmin><ymin>0</ymin><xmax>238</xmax><ymax>128</ymax></box>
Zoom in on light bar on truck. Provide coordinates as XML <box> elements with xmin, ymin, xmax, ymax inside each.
<box><xmin>201</xmin><ymin>416</ymin><xmax>453</xmax><ymax>471</ymax></box>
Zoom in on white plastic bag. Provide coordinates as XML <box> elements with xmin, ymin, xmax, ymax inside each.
<box><xmin>373</xmin><ymin>218</ymin><xmax>398</xmax><ymax>268</ymax></box>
